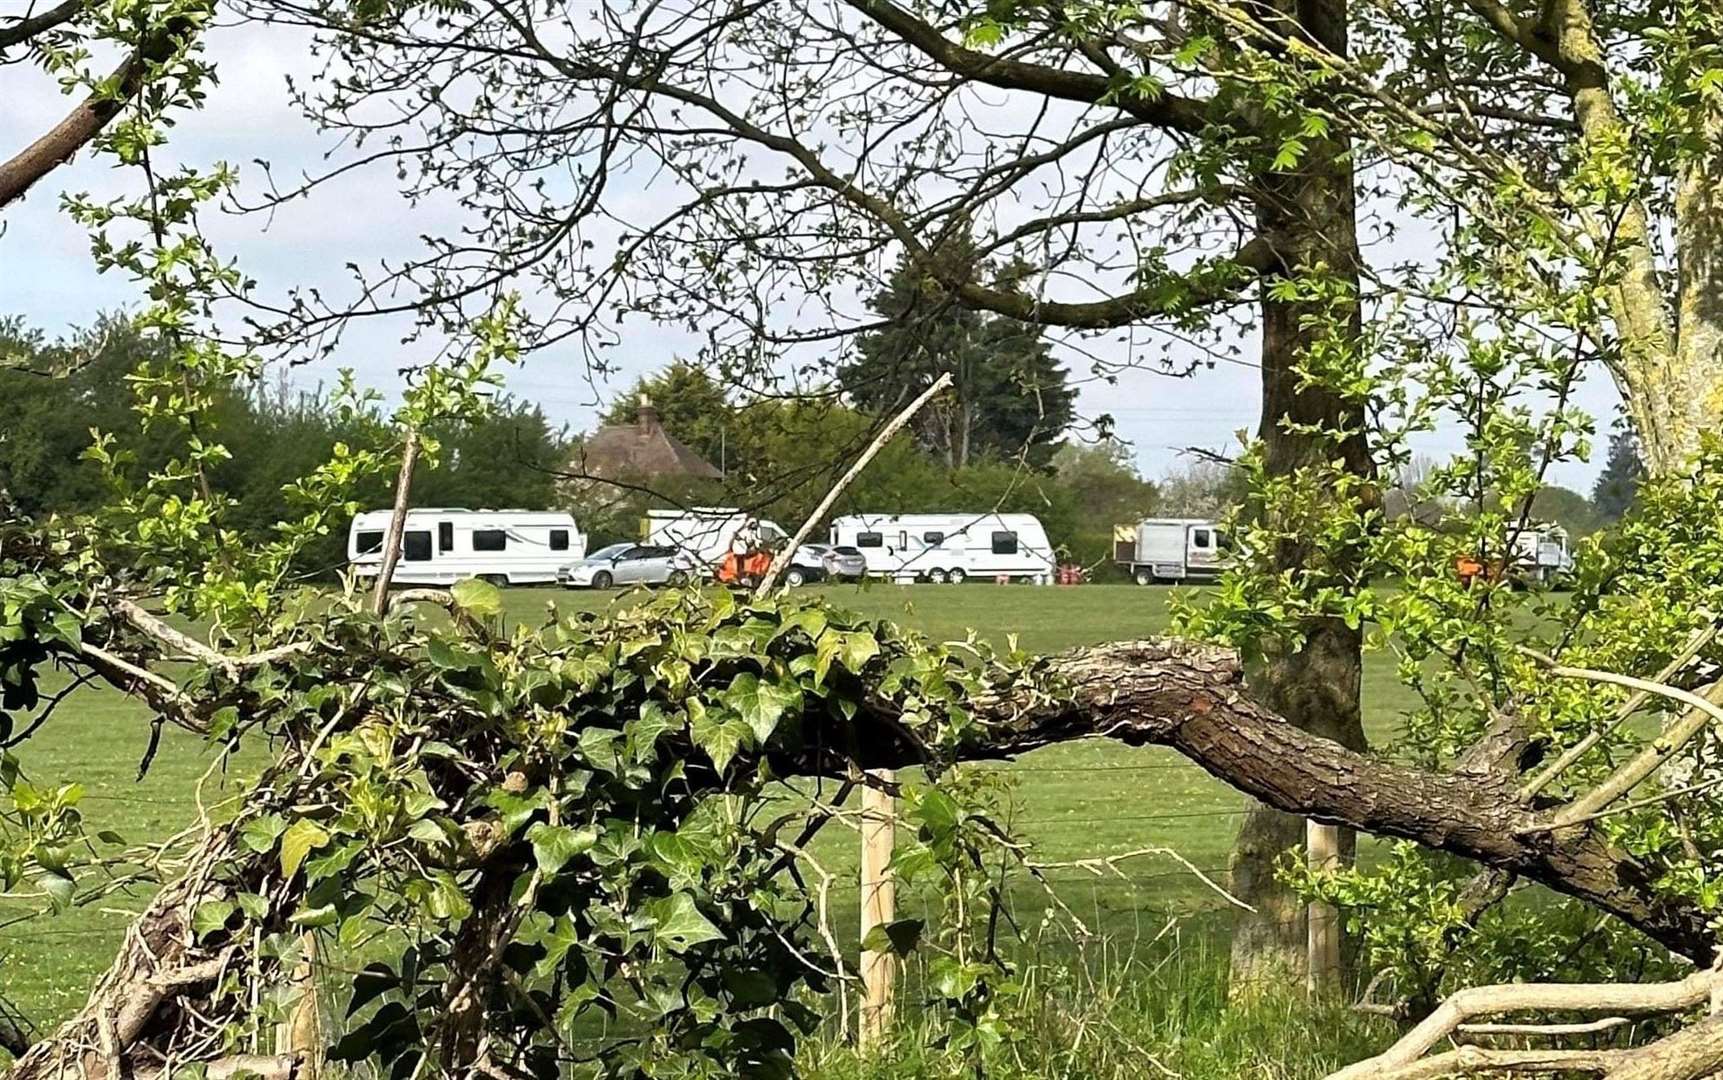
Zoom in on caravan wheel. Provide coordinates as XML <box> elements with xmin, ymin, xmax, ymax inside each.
<box><xmin>1134</xmin><ymin>568</ymin><xmax>1155</xmax><ymax>587</ymax></box>
<box><xmin>480</xmin><ymin>574</ymin><xmax>508</xmax><ymax>588</ymax></box>
<box><xmin>927</xmin><ymin>568</ymin><xmax>949</xmax><ymax>584</ymax></box>
<box><xmin>947</xmin><ymin>567</ymin><xmax>966</xmax><ymax>584</ymax></box>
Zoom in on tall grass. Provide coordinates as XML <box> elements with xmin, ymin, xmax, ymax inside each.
<box><xmin>801</xmin><ymin>931</ymin><xmax>1393</xmax><ymax>1079</ymax></box>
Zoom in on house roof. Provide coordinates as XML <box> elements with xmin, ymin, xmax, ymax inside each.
<box><xmin>569</xmin><ymin>400</ymin><xmax>723</xmax><ymax>481</ymax></box>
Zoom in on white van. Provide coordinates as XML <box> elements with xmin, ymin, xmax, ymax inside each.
<box><xmin>1115</xmin><ymin>518</ymin><xmax>1229</xmax><ymax>585</ymax></box>
<box><xmin>348</xmin><ymin>508</ymin><xmax>585</xmax><ymax>586</ymax></box>
<box><xmin>644</xmin><ymin>508</ymin><xmax>789</xmax><ymax>566</ymax></box>
<box><xmin>827</xmin><ymin>513</ymin><xmax>1055</xmax><ymax>584</ymax></box>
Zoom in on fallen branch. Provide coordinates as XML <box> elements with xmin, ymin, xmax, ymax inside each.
<box><xmin>1327</xmin><ymin>969</ymin><xmax>1723</xmax><ymax>1079</ymax></box>
<box><xmin>112</xmin><ymin>599</ymin><xmax>311</xmax><ymax>675</ymax></box>
<box><xmin>913</xmin><ymin>639</ymin><xmax>1716</xmax><ymax>962</ymax></box>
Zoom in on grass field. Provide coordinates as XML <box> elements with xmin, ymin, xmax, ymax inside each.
<box><xmin>0</xmin><ymin>583</ymin><xmax>1418</xmax><ymax>1041</ymax></box>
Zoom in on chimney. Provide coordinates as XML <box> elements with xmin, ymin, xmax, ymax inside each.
<box><xmin>637</xmin><ymin>393</ymin><xmax>659</xmax><ymax>434</ymax></box>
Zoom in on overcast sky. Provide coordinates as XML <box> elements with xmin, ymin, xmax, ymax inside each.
<box><xmin>0</xmin><ymin>18</ymin><xmax>1620</xmax><ymax>493</ymax></box>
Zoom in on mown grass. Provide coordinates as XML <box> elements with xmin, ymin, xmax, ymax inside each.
<box><xmin>1</xmin><ymin>583</ymin><xmax>1417</xmax><ymax>1060</ymax></box>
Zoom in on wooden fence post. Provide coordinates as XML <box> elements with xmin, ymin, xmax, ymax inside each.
<box><xmin>1307</xmin><ymin>820</ymin><xmax>1341</xmax><ymax>995</ymax></box>
<box><xmin>859</xmin><ymin>771</ymin><xmax>897</xmax><ymax>1051</ymax></box>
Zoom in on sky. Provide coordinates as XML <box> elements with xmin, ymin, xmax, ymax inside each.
<box><xmin>0</xmin><ymin>16</ymin><xmax>1620</xmax><ymax>494</ymax></box>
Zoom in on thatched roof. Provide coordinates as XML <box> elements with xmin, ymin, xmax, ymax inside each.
<box><xmin>569</xmin><ymin>399</ymin><xmax>722</xmax><ymax>481</ymax></box>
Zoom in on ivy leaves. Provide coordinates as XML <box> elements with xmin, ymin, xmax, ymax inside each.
<box><xmin>164</xmin><ymin>588</ymin><xmax>1026</xmax><ymax>1078</ymax></box>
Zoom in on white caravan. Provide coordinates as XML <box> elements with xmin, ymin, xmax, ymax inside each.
<box><xmin>348</xmin><ymin>509</ymin><xmax>585</xmax><ymax>586</ymax></box>
<box><xmin>1114</xmin><ymin>518</ymin><xmax>1230</xmax><ymax>585</ymax></box>
<box><xmin>827</xmin><ymin>513</ymin><xmax>1055</xmax><ymax>584</ymax></box>
<box><xmin>644</xmin><ymin>508</ymin><xmax>789</xmax><ymax>566</ymax></box>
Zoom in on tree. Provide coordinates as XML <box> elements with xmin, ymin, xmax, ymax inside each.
<box><xmin>1594</xmin><ymin>421</ymin><xmax>1645</xmax><ymax>520</ymax></box>
<box><xmin>843</xmin><ymin>245</ymin><xmax>1077</xmax><ymax>470</ymax></box>
<box><xmin>237</xmin><ymin>0</ymin><xmax>1379</xmax><ymax>987</ymax></box>
<box><xmin>1155</xmin><ymin>458</ymin><xmax>1246</xmax><ymax>519</ymax></box>
<box><xmin>1530</xmin><ymin>484</ymin><xmax>1607</xmax><ymax>538</ymax></box>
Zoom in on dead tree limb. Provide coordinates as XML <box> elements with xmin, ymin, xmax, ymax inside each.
<box><xmin>1328</xmin><ymin>969</ymin><xmax>1723</xmax><ymax>1079</ymax></box>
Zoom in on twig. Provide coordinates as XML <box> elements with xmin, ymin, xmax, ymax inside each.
<box><xmin>754</xmin><ymin>372</ymin><xmax>953</xmax><ymax>596</ymax></box>
<box><xmin>1516</xmin><ymin>776</ymin><xmax>1723</xmax><ymax>835</ymax></box>
<box><xmin>1326</xmin><ymin>969</ymin><xmax>1723</xmax><ymax>1080</ymax></box>
<box><xmin>1025</xmin><ymin>846</ymin><xmax>1253</xmax><ymax>912</ymax></box>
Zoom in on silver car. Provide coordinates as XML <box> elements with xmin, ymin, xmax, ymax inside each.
<box><xmin>782</xmin><ymin>543</ymin><xmax>868</xmax><ymax>586</ymax></box>
<box><xmin>559</xmin><ymin>543</ymin><xmax>698</xmax><ymax>589</ymax></box>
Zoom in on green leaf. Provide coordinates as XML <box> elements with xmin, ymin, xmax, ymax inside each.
<box><xmin>625</xmin><ymin>702</ymin><xmax>679</xmax><ymax>763</ymax></box>
<box><xmin>240</xmin><ymin>813</ymin><xmax>288</xmax><ymax>853</ymax></box>
<box><xmin>860</xmin><ymin>917</ymin><xmax>924</xmax><ymax>957</ymax></box>
<box><xmin>38</xmin><ymin>871</ymin><xmax>74</xmax><ymax>912</ymax></box>
<box><xmin>193</xmin><ymin>900</ymin><xmax>237</xmax><ymax>939</ymax></box>
<box><xmin>484</xmin><ymin>789</ymin><xmax>548</xmax><ymax>835</ymax></box>
<box><xmin>280</xmin><ymin>819</ymin><xmax>332</xmax><ymax>880</ymax></box>
<box><xmin>647</xmin><ymin>833</ymin><xmax>705</xmax><ymax>891</ymax></box>
<box><xmin>577</xmin><ymin>725</ymin><xmax>622</xmax><ymax>774</ymax></box>
<box><xmin>450</xmin><ymin>577</ymin><xmax>503</xmax><ymax>618</ymax></box>
<box><xmin>526</xmin><ymin>823</ymin><xmax>598</xmax><ymax>875</ymax></box>
<box><xmin>720</xmin><ymin>671</ymin><xmax>801</xmax><ymax>744</ymax></box>
<box><xmin>646</xmin><ymin>892</ymin><xmax>724</xmax><ymax>953</ymax></box>
<box><xmin>688</xmin><ymin>699</ymin><xmax>749</xmax><ymax>773</ymax></box>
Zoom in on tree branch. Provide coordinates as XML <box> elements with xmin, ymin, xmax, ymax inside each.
<box><xmin>0</xmin><ymin>17</ymin><xmax>195</xmax><ymax>210</ymax></box>
<box><xmin>863</xmin><ymin>639</ymin><xmax>1715</xmax><ymax>962</ymax></box>
<box><xmin>843</xmin><ymin>0</ymin><xmax>1215</xmax><ymax>133</ymax></box>
<box><xmin>0</xmin><ymin>0</ymin><xmax>88</xmax><ymax>50</ymax></box>
<box><xmin>755</xmin><ymin>371</ymin><xmax>953</xmax><ymax>594</ymax></box>
<box><xmin>1329</xmin><ymin>969</ymin><xmax>1723</xmax><ymax>1080</ymax></box>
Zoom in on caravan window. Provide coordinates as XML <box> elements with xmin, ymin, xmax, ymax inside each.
<box><xmin>1193</xmin><ymin>529</ymin><xmax>1212</xmax><ymax>550</ymax></box>
<box><xmin>355</xmin><ymin>530</ymin><xmax>384</xmax><ymax>555</ymax></box>
<box><xmin>922</xmin><ymin>531</ymin><xmax>945</xmax><ymax>545</ymax></box>
<box><xmin>473</xmin><ymin>530</ymin><xmax>508</xmax><ymax>552</ymax></box>
<box><xmin>438</xmin><ymin>522</ymin><xmax>454</xmax><ymax>553</ymax></box>
<box><xmin>991</xmin><ymin>531</ymin><xmax>1019</xmax><ymax>555</ymax></box>
<box><xmin>856</xmin><ymin>531</ymin><xmax>883</xmax><ymax>548</ymax></box>
<box><xmin>403</xmin><ymin>531</ymin><xmax>432</xmax><ymax>562</ymax></box>
<box><xmin>549</xmin><ymin>529</ymin><xmax>570</xmax><ymax>552</ymax></box>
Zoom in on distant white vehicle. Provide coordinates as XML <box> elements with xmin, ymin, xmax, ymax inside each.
<box><xmin>348</xmin><ymin>508</ymin><xmax>585</xmax><ymax>586</ymax></box>
<box><xmin>1114</xmin><ymin>518</ymin><xmax>1230</xmax><ymax>585</ymax></box>
<box><xmin>827</xmin><ymin>512</ymin><xmax>1056</xmax><ymax>584</ymax></box>
<box><xmin>644</xmin><ymin>508</ymin><xmax>789</xmax><ymax>566</ymax></box>
<box><xmin>1511</xmin><ymin>523</ymin><xmax>1574</xmax><ymax>583</ymax></box>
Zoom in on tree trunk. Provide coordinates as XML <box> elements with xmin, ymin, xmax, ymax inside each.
<box><xmin>1228</xmin><ymin>0</ymin><xmax>1373</xmax><ymax>993</ymax></box>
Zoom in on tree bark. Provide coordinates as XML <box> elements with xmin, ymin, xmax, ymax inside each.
<box><xmin>1230</xmin><ymin>0</ymin><xmax>1373</xmax><ymax>991</ymax></box>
